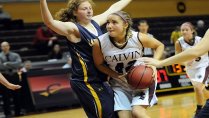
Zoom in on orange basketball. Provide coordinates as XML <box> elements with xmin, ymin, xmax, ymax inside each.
<box><xmin>127</xmin><ymin>65</ymin><xmax>154</xmax><ymax>89</ymax></box>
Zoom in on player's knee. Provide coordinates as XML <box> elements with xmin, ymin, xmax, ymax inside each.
<box><xmin>193</xmin><ymin>85</ymin><xmax>204</xmax><ymax>92</ymax></box>
<box><xmin>132</xmin><ymin>109</ymin><xmax>150</xmax><ymax>118</ymax></box>
<box><xmin>193</xmin><ymin>83</ymin><xmax>205</xmax><ymax>91</ymax></box>
<box><xmin>117</xmin><ymin>110</ymin><xmax>132</xmax><ymax>118</ymax></box>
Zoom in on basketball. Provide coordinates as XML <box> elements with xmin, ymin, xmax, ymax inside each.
<box><xmin>127</xmin><ymin>65</ymin><xmax>154</xmax><ymax>89</ymax></box>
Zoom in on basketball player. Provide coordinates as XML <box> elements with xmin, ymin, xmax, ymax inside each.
<box><xmin>143</xmin><ymin>29</ymin><xmax>209</xmax><ymax>118</ymax></box>
<box><xmin>40</xmin><ymin>0</ymin><xmax>132</xmax><ymax>117</ymax></box>
<box><xmin>174</xmin><ymin>22</ymin><xmax>209</xmax><ymax>117</ymax></box>
<box><xmin>0</xmin><ymin>73</ymin><xmax>21</xmax><ymax>90</ymax></box>
<box><xmin>93</xmin><ymin>11</ymin><xmax>164</xmax><ymax>118</ymax></box>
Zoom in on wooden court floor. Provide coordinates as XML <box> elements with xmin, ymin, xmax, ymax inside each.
<box><xmin>19</xmin><ymin>92</ymin><xmax>197</xmax><ymax>118</ymax></box>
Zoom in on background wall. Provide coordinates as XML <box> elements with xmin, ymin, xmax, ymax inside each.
<box><xmin>2</xmin><ymin>0</ymin><xmax>209</xmax><ymax>23</ymax></box>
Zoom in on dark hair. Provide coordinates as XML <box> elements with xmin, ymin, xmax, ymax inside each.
<box><xmin>138</xmin><ymin>20</ymin><xmax>148</xmax><ymax>26</ymax></box>
<box><xmin>55</xmin><ymin>0</ymin><xmax>95</xmax><ymax>22</ymax></box>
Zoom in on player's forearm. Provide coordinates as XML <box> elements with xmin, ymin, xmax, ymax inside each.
<box><xmin>160</xmin><ymin>29</ymin><xmax>209</xmax><ymax>67</ymax></box>
<box><xmin>161</xmin><ymin>36</ymin><xmax>208</xmax><ymax>66</ymax></box>
<box><xmin>109</xmin><ymin>0</ymin><xmax>132</xmax><ymax>12</ymax></box>
<box><xmin>96</xmin><ymin>64</ymin><xmax>119</xmax><ymax>78</ymax></box>
<box><xmin>40</xmin><ymin>0</ymin><xmax>54</xmax><ymax>26</ymax></box>
<box><xmin>161</xmin><ymin>49</ymin><xmax>198</xmax><ymax>66</ymax></box>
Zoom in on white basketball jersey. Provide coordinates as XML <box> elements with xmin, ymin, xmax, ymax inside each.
<box><xmin>98</xmin><ymin>30</ymin><xmax>143</xmax><ymax>74</ymax></box>
<box><xmin>178</xmin><ymin>36</ymin><xmax>209</xmax><ymax>69</ymax></box>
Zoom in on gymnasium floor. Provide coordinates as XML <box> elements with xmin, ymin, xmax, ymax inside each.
<box><xmin>18</xmin><ymin>91</ymin><xmax>197</xmax><ymax>118</ymax></box>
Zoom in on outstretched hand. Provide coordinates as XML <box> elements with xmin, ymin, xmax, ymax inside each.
<box><xmin>146</xmin><ymin>65</ymin><xmax>157</xmax><ymax>81</ymax></box>
<box><xmin>7</xmin><ymin>83</ymin><xmax>21</xmax><ymax>90</ymax></box>
<box><xmin>140</xmin><ymin>57</ymin><xmax>162</xmax><ymax>67</ymax></box>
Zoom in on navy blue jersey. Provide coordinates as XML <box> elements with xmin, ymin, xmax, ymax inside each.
<box><xmin>67</xmin><ymin>20</ymin><xmax>106</xmax><ymax>82</ymax></box>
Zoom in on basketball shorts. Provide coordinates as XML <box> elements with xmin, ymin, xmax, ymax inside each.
<box><xmin>186</xmin><ymin>66</ymin><xmax>209</xmax><ymax>86</ymax></box>
<box><xmin>113</xmin><ymin>80</ymin><xmax>158</xmax><ymax>111</ymax></box>
<box><xmin>70</xmin><ymin>79</ymin><xmax>115</xmax><ymax>118</ymax></box>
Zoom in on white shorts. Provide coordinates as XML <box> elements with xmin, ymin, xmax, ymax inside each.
<box><xmin>186</xmin><ymin>66</ymin><xmax>209</xmax><ymax>86</ymax></box>
<box><xmin>113</xmin><ymin>80</ymin><xmax>158</xmax><ymax>111</ymax></box>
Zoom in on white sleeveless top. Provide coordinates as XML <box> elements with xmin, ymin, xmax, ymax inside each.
<box><xmin>98</xmin><ymin>30</ymin><xmax>144</xmax><ymax>74</ymax></box>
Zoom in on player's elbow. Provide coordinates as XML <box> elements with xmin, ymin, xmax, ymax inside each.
<box><xmin>156</xmin><ymin>42</ymin><xmax>165</xmax><ymax>52</ymax></box>
<box><xmin>44</xmin><ymin>21</ymin><xmax>53</xmax><ymax>28</ymax></box>
<box><xmin>160</xmin><ymin>43</ymin><xmax>165</xmax><ymax>50</ymax></box>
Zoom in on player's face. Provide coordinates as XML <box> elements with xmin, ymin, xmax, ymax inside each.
<box><xmin>181</xmin><ymin>24</ymin><xmax>194</xmax><ymax>40</ymax></box>
<box><xmin>74</xmin><ymin>1</ymin><xmax>93</xmax><ymax>22</ymax></box>
<box><xmin>138</xmin><ymin>23</ymin><xmax>149</xmax><ymax>33</ymax></box>
<box><xmin>106</xmin><ymin>15</ymin><xmax>127</xmax><ymax>38</ymax></box>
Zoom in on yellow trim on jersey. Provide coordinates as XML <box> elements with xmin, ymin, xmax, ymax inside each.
<box><xmin>77</xmin><ymin>53</ymin><xmax>102</xmax><ymax>118</ymax></box>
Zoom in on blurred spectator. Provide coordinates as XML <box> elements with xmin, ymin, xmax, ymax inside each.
<box><xmin>48</xmin><ymin>44</ymin><xmax>63</xmax><ymax>60</ymax></box>
<box><xmin>170</xmin><ymin>26</ymin><xmax>181</xmax><ymax>44</ymax></box>
<box><xmin>137</xmin><ymin>20</ymin><xmax>154</xmax><ymax>57</ymax></box>
<box><xmin>18</xmin><ymin>60</ymin><xmax>33</xmax><ymax>113</ymax></box>
<box><xmin>0</xmin><ymin>5</ymin><xmax>11</xmax><ymax>21</ymax></box>
<box><xmin>196</xmin><ymin>20</ymin><xmax>207</xmax><ymax>37</ymax></box>
<box><xmin>20</xmin><ymin>60</ymin><xmax>32</xmax><ymax>73</ymax></box>
<box><xmin>33</xmin><ymin>25</ymin><xmax>58</xmax><ymax>54</ymax></box>
<box><xmin>62</xmin><ymin>57</ymin><xmax>72</xmax><ymax>69</ymax></box>
<box><xmin>0</xmin><ymin>5</ymin><xmax>12</xmax><ymax>30</ymax></box>
<box><xmin>0</xmin><ymin>41</ymin><xmax>23</xmax><ymax>117</ymax></box>
<box><xmin>17</xmin><ymin>60</ymin><xmax>34</xmax><ymax>114</ymax></box>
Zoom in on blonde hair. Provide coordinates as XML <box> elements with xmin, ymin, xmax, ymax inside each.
<box><xmin>55</xmin><ymin>0</ymin><xmax>95</xmax><ymax>22</ymax></box>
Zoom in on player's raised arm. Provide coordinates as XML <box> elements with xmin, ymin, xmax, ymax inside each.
<box><xmin>92</xmin><ymin>0</ymin><xmax>132</xmax><ymax>26</ymax></box>
<box><xmin>40</xmin><ymin>0</ymin><xmax>77</xmax><ymax>37</ymax></box>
